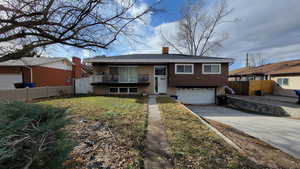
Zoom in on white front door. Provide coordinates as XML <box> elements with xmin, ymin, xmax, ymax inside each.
<box><xmin>154</xmin><ymin>66</ymin><xmax>167</xmax><ymax>94</ymax></box>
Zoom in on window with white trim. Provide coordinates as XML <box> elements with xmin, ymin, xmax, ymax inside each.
<box><xmin>277</xmin><ymin>78</ymin><xmax>289</xmax><ymax>86</ymax></box>
<box><xmin>175</xmin><ymin>64</ymin><xmax>194</xmax><ymax>74</ymax></box>
<box><xmin>202</xmin><ymin>64</ymin><xmax>221</xmax><ymax>74</ymax></box>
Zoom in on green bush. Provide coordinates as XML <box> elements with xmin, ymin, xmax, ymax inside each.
<box><xmin>0</xmin><ymin>102</ymin><xmax>73</xmax><ymax>169</ymax></box>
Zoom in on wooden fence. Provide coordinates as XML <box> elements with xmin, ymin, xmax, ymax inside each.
<box><xmin>229</xmin><ymin>80</ymin><xmax>273</xmax><ymax>96</ymax></box>
<box><xmin>249</xmin><ymin>80</ymin><xmax>273</xmax><ymax>96</ymax></box>
<box><xmin>0</xmin><ymin>86</ymin><xmax>73</xmax><ymax>102</ymax></box>
<box><xmin>228</xmin><ymin>81</ymin><xmax>249</xmax><ymax>95</ymax></box>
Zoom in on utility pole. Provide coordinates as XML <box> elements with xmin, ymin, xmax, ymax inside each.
<box><xmin>246</xmin><ymin>53</ymin><xmax>249</xmax><ymax>67</ymax></box>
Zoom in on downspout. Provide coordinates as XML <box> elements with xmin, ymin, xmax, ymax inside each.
<box><xmin>20</xmin><ymin>58</ymin><xmax>33</xmax><ymax>83</ymax></box>
<box><xmin>23</xmin><ymin>65</ymin><xmax>33</xmax><ymax>83</ymax></box>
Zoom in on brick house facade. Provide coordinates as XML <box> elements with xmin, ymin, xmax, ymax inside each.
<box><xmin>0</xmin><ymin>57</ymin><xmax>82</xmax><ymax>89</ymax></box>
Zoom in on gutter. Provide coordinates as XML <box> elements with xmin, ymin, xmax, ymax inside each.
<box><xmin>84</xmin><ymin>58</ymin><xmax>235</xmax><ymax>64</ymax></box>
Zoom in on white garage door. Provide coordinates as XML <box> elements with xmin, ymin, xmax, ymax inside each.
<box><xmin>0</xmin><ymin>74</ymin><xmax>23</xmax><ymax>90</ymax></box>
<box><xmin>177</xmin><ymin>88</ymin><xmax>215</xmax><ymax>104</ymax></box>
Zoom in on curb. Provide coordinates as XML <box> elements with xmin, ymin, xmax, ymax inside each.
<box><xmin>178</xmin><ymin>102</ymin><xmax>245</xmax><ymax>155</ymax></box>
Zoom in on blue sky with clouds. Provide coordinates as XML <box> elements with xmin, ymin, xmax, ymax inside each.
<box><xmin>49</xmin><ymin>0</ymin><xmax>300</xmax><ymax>70</ymax></box>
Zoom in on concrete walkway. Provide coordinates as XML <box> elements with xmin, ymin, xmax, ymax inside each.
<box><xmin>188</xmin><ymin>105</ymin><xmax>300</xmax><ymax>159</ymax></box>
<box><xmin>144</xmin><ymin>96</ymin><xmax>173</xmax><ymax>169</ymax></box>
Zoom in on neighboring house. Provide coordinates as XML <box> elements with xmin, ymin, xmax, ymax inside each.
<box><xmin>0</xmin><ymin>57</ymin><xmax>82</xmax><ymax>89</ymax></box>
<box><xmin>85</xmin><ymin>48</ymin><xmax>234</xmax><ymax>104</ymax></box>
<box><xmin>81</xmin><ymin>63</ymin><xmax>94</xmax><ymax>77</ymax></box>
<box><xmin>229</xmin><ymin>59</ymin><xmax>300</xmax><ymax>90</ymax></box>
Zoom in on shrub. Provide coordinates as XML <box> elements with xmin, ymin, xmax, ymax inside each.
<box><xmin>0</xmin><ymin>102</ymin><xmax>73</xmax><ymax>169</ymax></box>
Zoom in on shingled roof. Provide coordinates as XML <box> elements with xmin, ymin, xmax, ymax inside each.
<box><xmin>0</xmin><ymin>57</ymin><xmax>72</xmax><ymax>66</ymax></box>
<box><xmin>229</xmin><ymin>59</ymin><xmax>300</xmax><ymax>76</ymax></box>
<box><xmin>85</xmin><ymin>54</ymin><xmax>234</xmax><ymax>63</ymax></box>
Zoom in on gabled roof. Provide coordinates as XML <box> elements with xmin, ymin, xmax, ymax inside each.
<box><xmin>0</xmin><ymin>57</ymin><xmax>72</xmax><ymax>67</ymax></box>
<box><xmin>269</xmin><ymin>63</ymin><xmax>300</xmax><ymax>75</ymax></box>
<box><xmin>229</xmin><ymin>66</ymin><xmax>254</xmax><ymax>76</ymax></box>
<box><xmin>85</xmin><ymin>54</ymin><xmax>234</xmax><ymax>63</ymax></box>
<box><xmin>230</xmin><ymin>59</ymin><xmax>300</xmax><ymax>76</ymax></box>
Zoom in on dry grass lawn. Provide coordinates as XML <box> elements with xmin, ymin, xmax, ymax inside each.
<box><xmin>40</xmin><ymin>96</ymin><xmax>148</xmax><ymax>169</ymax></box>
<box><xmin>157</xmin><ymin>96</ymin><xmax>270</xmax><ymax>169</ymax></box>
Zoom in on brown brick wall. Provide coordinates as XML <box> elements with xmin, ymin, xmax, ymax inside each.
<box><xmin>168</xmin><ymin>63</ymin><xmax>228</xmax><ymax>87</ymax></box>
<box><xmin>31</xmin><ymin>66</ymin><xmax>72</xmax><ymax>87</ymax></box>
<box><xmin>72</xmin><ymin>57</ymin><xmax>82</xmax><ymax>79</ymax></box>
<box><xmin>138</xmin><ymin>65</ymin><xmax>154</xmax><ymax>94</ymax></box>
<box><xmin>0</xmin><ymin>67</ymin><xmax>22</xmax><ymax>74</ymax></box>
<box><xmin>92</xmin><ymin>63</ymin><xmax>229</xmax><ymax>95</ymax></box>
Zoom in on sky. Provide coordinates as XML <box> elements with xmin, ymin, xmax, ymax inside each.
<box><xmin>49</xmin><ymin>0</ymin><xmax>300</xmax><ymax>70</ymax></box>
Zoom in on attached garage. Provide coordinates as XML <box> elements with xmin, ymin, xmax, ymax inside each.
<box><xmin>0</xmin><ymin>74</ymin><xmax>23</xmax><ymax>90</ymax></box>
<box><xmin>177</xmin><ymin>88</ymin><xmax>216</xmax><ymax>104</ymax></box>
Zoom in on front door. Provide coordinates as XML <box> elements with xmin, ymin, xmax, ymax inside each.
<box><xmin>154</xmin><ymin>66</ymin><xmax>167</xmax><ymax>94</ymax></box>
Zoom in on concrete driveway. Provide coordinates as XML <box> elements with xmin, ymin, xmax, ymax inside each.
<box><xmin>188</xmin><ymin>105</ymin><xmax>300</xmax><ymax>159</ymax></box>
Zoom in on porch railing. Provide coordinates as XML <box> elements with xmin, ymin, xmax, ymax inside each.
<box><xmin>91</xmin><ymin>74</ymin><xmax>150</xmax><ymax>83</ymax></box>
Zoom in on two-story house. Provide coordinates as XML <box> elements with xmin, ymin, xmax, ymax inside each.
<box><xmin>85</xmin><ymin>49</ymin><xmax>234</xmax><ymax>104</ymax></box>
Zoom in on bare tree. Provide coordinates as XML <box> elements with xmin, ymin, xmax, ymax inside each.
<box><xmin>0</xmin><ymin>0</ymin><xmax>154</xmax><ymax>62</ymax></box>
<box><xmin>161</xmin><ymin>0</ymin><xmax>233</xmax><ymax>56</ymax></box>
<box><xmin>249</xmin><ymin>53</ymin><xmax>269</xmax><ymax>67</ymax></box>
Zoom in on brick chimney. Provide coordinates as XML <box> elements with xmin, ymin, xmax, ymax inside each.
<box><xmin>72</xmin><ymin>57</ymin><xmax>81</xmax><ymax>79</ymax></box>
<box><xmin>162</xmin><ymin>47</ymin><xmax>169</xmax><ymax>54</ymax></box>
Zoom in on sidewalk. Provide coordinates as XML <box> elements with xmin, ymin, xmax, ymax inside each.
<box><xmin>144</xmin><ymin>96</ymin><xmax>173</xmax><ymax>169</ymax></box>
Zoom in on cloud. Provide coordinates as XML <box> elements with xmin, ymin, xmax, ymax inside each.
<box><xmin>45</xmin><ymin>0</ymin><xmax>300</xmax><ymax>69</ymax></box>
<box><xmin>214</xmin><ymin>0</ymin><xmax>300</xmax><ymax>68</ymax></box>
<box><xmin>127</xmin><ymin>21</ymin><xmax>180</xmax><ymax>54</ymax></box>
<box><xmin>126</xmin><ymin>0</ymin><xmax>300</xmax><ymax>69</ymax></box>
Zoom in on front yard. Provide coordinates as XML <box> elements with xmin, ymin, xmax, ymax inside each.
<box><xmin>40</xmin><ymin>96</ymin><xmax>148</xmax><ymax>169</ymax></box>
<box><xmin>4</xmin><ymin>95</ymin><xmax>298</xmax><ymax>169</ymax></box>
<box><xmin>157</xmin><ymin>97</ymin><xmax>270</xmax><ymax>169</ymax></box>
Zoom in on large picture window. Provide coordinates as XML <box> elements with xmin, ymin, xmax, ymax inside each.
<box><xmin>202</xmin><ymin>64</ymin><xmax>221</xmax><ymax>74</ymax></box>
<box><xmin>109</xmin><ymin>67</ymin><xmax>138</xmax><ymax>83</ymax></box>
<box><xmin>175</xmin><ymin>64</ymin><xmax>194</xmax><ymax>74</ymax></box>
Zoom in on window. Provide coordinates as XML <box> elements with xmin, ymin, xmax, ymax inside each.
<box><xmin>248</xmin><ymin>76</ymin><xmax>255</xmax><ymax>80</ymax></box>
<box><xmin>129</xmin><ymin>88</ymin><xmax>138</xmax><ymax>93</ymax></box>
<box><xmin>155</xmin><ymin>66</ymin><xmax>166</xmax><ymax>75</ymax></box>
<box><xmin>109</xmin><ymin>87</ymin><xmax>138</xmax><ymax>94</ymax></box>
<box><xmin>109</xmin><ymin>67</ymin><xmax>138</xmax><ymax>83</ymax></box>
<box><xmin>109</xmin><ymin>88</ymin><xmax>118</xmax><ymax>93</ymax></box>
<box><xmin>119</xmin><ymin>88</ymin><xmax>128</xmax><ymax>93</ymax></box>
<box><xmin>175</xmin><ymin>64</ymin><xmax>194</xmax><ymax>74</ymax></box>
<box><xmin>202</xmin><ymin>64</ymin><xmax>221</xmax><ymax>74</ymax></box>
<box><xmin>277</xmin><ymin>78</ymin><xmax>289</xmax><ymax>86</ymax></box>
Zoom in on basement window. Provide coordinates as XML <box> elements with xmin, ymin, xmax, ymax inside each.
<box><xmin>119</xmin><ymin>88</ymin><xmax>129</xmax><ymax>93</ymax></box>
<box><xmin>109</xmin><ymin>88</ymin><xmax>118</xmax><ymax>93</ymax></box>
<box><xmin>129</xmin><ymin>88</ymin><xmax>138</xmax><ymax>93</ymax></box>
<box><xmin>109</xmin><ymin>87</ymin><xmax>138</xmax><ymax>94</ymax></box>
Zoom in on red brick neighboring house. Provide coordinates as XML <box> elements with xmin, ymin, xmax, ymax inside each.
<box><xmin>0</xmin><ymin>57</ymin><xmax>82</xmax><ymax>89</ymax></box>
